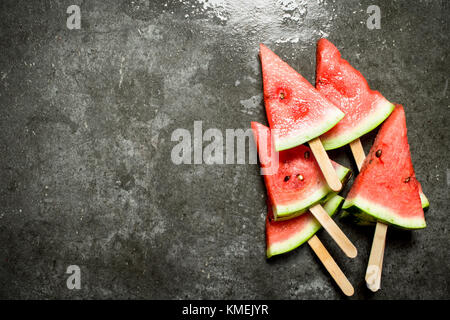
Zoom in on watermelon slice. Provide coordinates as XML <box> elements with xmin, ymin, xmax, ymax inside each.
<box><xmin>315</xmin><ymin>38</ymin><xmax>395</xmax><ymax>150</ymax></box>
<box><xmin>342</xmin><ymin>105</ymin><xmax>426</xmax><ymax>229</ymax></box>
<box><xmin>266</xmin><ymin>194</ymin><xmax>344</xmax><ymax>258</ymax></box>
<box><xmin>252</xmin><ymin>122</ymin><xmax>350</xmax><ymax>220</ymax></box>
<box><xmin>259</xmin><ymin>44</ymin><xmax>344</xmax><ymax>151</ymax></box>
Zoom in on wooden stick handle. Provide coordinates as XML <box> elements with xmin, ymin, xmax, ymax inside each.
<box><xmin>349</xmin><ymin>139</ymin><xmax>365</xmax><ymax>171</ymax></box>
<box><xmin>366</xmin><ymin>222</ymin><xmax>388</xmax><ymax>292</ymax></box>
<box><xmin>309</xmin><ymin>204</ymin><xmax>358</xmax><ymax>258</ymax></box>
<box><xmin>308</xmin><ymin>235</ymin><xmax>354</xmax><ymax>296</ymax></box>
<box><xmin>349</xmin><ymin>138</ymin><xmax>388</xmax><ymax>291</ymax></box>
<box><xmin>309</xmin><ymin>137</ymin><xmax>342</xmax><ymax>192</ymax></box>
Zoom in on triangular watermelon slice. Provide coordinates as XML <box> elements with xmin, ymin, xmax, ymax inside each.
<box><xmin>252</xmin><ymin>122</ymin><xmax>350</xmax><ymax>220</ymax></box>
<box><xmin>342</xmin><ymin>105</ymin><xmax>426</xmax><ymax>229</ymax></box>
<box><xmin>259</xmin><ymin>44</ymin><xmax>344</xmax><ymax>151</ymax></box>
<box><xmin>267</xmin><ymin>194</ymin><xmax>344</xmax><ymax>258</ymax></box>
<box><xmin>316</xmin><ymin>39</ymin><xmax>395</xmax><ymax>150</ymax></box>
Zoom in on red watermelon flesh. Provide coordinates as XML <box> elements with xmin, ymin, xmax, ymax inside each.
<box><xmin>316</xmin><ymin>39</ymin><xmax>395</xmax><ymax>150</ymax></box>
<box><xmin>266</xmin><ymin>194</ymin><xmax>344</xmax><ymax>258</ymax></box>
<box><xmin>343</xmin><ymin>105</ymin><xmax>426</xmax><ymax>229</ymax></box>
<box><xmin>259</xmin><ymin>44</ymin><xmax>344</xmax><ymax>151</ymax></box>
<box><xmin>252</xmin><ymin>122</ymin><xmax>350</xmax><ymax>221</ymax></box>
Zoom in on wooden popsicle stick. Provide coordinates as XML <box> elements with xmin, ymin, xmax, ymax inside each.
<box><xmin>310</xmin><ymin>204</ymin><xmax>358</xmax><ymax>258</ymax></box>
<box><xmin>308</xmin><ymin>235</ymin><xmax>354</xmax><ymax>296</ymax></box>
<box><xmin>308</xmin><ymin>137</ymin><xmax>342</xmax><ymax>192</ymax></box>
<box><xmin>349</xmin><ymin>138</ymin><xmax>388</xmax><ymax>292</ymax></box>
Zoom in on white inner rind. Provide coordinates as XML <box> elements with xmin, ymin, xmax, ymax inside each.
<box><xmin>267</xmin><ymin>195</ymin><xmax>343</xmax><ymax>258</ymax></box>
<box><xmin>419</xmin><ymin>191</ymin><xmax>429</xmax><ymax>209</ymax></box>
<box><xmin>321</xmin><ymin>99</ymin><xmax>395</xmax><ymax>150</ymax></box>
<box><xmin>342</xmin><ymin>196</ymin><xmax>426</xmax><ymax>229</ymax></box>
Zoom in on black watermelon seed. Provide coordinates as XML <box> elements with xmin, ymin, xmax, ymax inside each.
<box><xmin>304</xmin><ymin>151</ymin><xmax>310</xmax><ymax>159</ymax></box>
<box><xmin>280</xmin><ymin>92</ymin><xmax>285</xmax><ymax>100</ymax></box>
<box><xmin>376</xmin><ymin>149</ymin><xmax>382</xmax><ymax>157</ymax></box>
<box><xmin>284</xmin><ymin>176</ymin><xmax>290</xmax><ymax>182</ymax></box>
<box><xmin>404</xmin><ymin>177</ymin><xmax>410</xmax><ymax>183</ymax></box>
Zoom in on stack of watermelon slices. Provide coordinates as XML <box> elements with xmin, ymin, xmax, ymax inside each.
<box><xmin>252</xmin><ymin>39</ymin><xmax>428</xmax><ymax>293</ymax></box>
<box><xmin>254</xmin><ymin>45</ymin><xmax>354</xmax><ymax>259</ymax></box>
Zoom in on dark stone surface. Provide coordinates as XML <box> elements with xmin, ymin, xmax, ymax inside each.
<box><xmin>0</xmin><ymin>0</ymin><xmax>448</xmax><ymax>299</ymax></box>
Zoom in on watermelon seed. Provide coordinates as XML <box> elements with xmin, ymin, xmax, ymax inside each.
<box><xmin>279</xmin><ymin>92</ymin><xmax>285</xmax><ymax>100</ymax></box>
<box><xmin>297</xmin><ymin>174</ymin><xmax>304</xmax><ymax>181</ymax></box>
<box><xmin>284</xmin><ymin>175</ymin><xmax>290</xmax><ymax>182</ymax></box>
<box><xmin>376</xmin><ymin>149</ymin><xmax>382</xmax><ymax>157</ymax></box>
<box><xmin>404</xmin><ymin>177</ymin><xmax>410</xmax><ymax>183</ymax></box>
<box><xmin>304</xmin><ymin>151</ymin><xmax>310</xmax><ymax>159</ymax></box>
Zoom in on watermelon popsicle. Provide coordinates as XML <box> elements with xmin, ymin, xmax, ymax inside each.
<box><xmin>266</xmin><ymin>194</ymin><xmax>354</xmax><ymax>296</ymax></box>
<box><xmin>259</xmin><ymin>44</ymin><xmax>345</xmax><ymax>192</ymax></box>
<box><xmin>342</xmin><ymin>105</ymin><xmax>426</xmax><ymax>291</ymax></box>
<box><xmin>252</xmin><ymin>122</ymin><xmax>357</xmax><ymax>258</ymax></box>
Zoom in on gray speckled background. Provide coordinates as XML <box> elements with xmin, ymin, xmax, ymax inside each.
<box><xmin>0</xmin><ymin>0</ymin><xmax>448</xmax><ymax>299</ymax></box>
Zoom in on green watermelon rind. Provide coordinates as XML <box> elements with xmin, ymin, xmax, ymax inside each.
<box><xmin>342</xmin><ymin>195</ymin><xmax>426</xmax><ymax>229</ymax></box>
<box><xmin>274</xmin><ymin>164</ymin><xmax>350</xmax><ymax>220</ymax></box>
<box><xmin>274</xmin><ymin>108</ymin><xmax>345</xmax><ymax>151</ymax></box>
<box><xmin>322</xmin><ymin>99</ymin><xmax>395</xmax><ymax>150</ymax></box>
<box><xmin>267</xmin><ymin>194</ymin><xmax>344</xmax><ymax>258</ymax></box>
<box><xmin>340</xmin><ymin>210</ymin><xmax>377</xmax><ymax>226</ymax></box>
<box><xmin>342</xmin><ymin>190</ymin><xmax>429</xmax><ymax>226</ymax></box>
